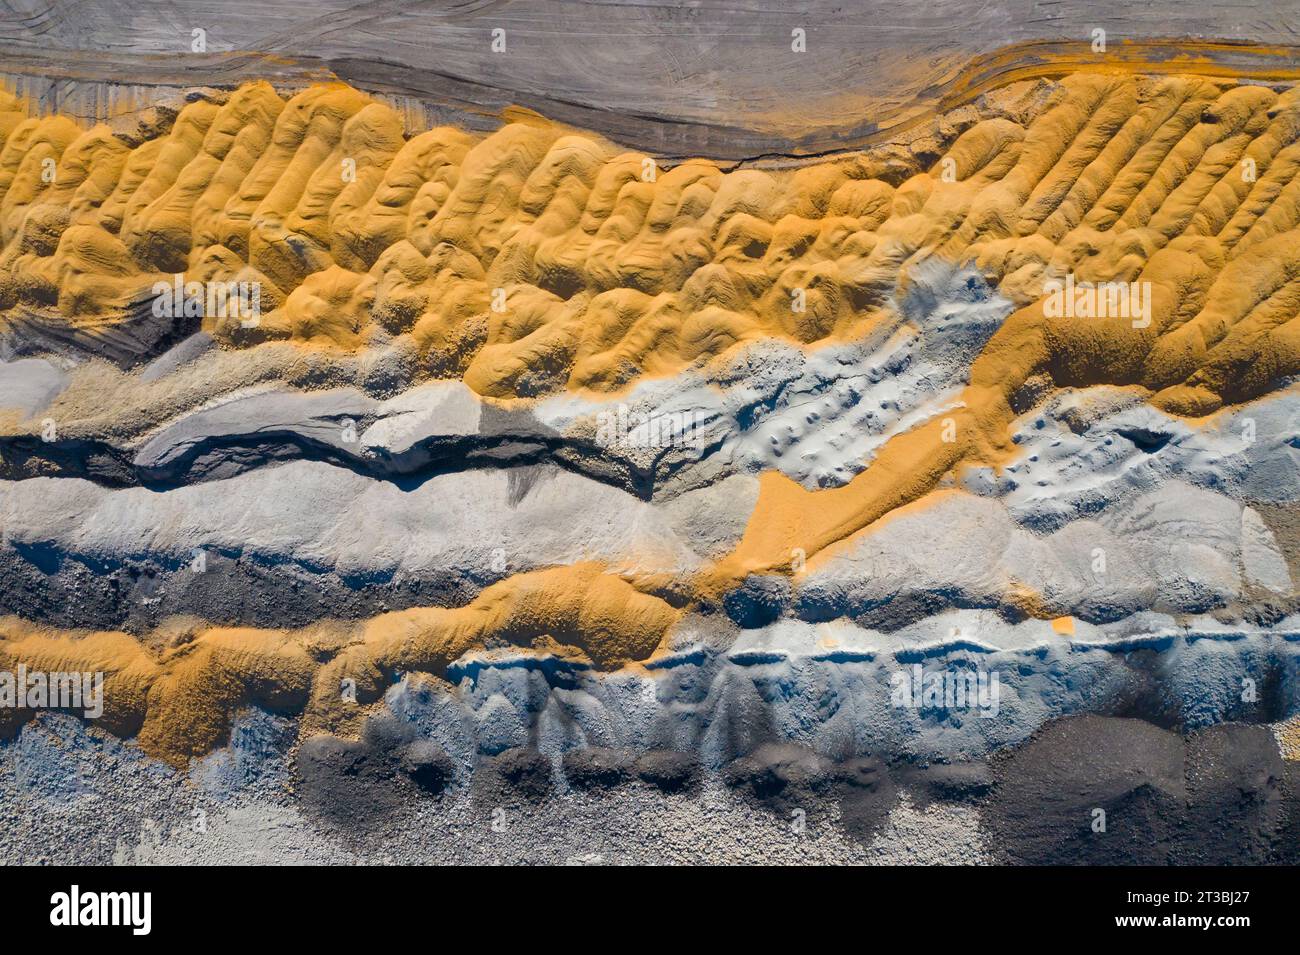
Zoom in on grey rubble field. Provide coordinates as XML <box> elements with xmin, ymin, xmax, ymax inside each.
<box><xmin>2</xmin><ymin>703</ymin><xmax>1296</xmax><ymax>865</ymax></box>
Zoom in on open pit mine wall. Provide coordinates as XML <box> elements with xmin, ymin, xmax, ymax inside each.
<box><xmin>0</xmin><ymin>7</ymin><xmax>1296</xmax><ymax>805</ymax></box>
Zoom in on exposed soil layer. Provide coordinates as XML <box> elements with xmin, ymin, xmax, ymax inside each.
<box><xmin>986</xmin><ymin>716</ymin><xmax>1290</xmax><ymax>864</ymax></box>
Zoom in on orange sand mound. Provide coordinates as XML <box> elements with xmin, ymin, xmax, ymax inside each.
<box><xmin>0</xmin><ymin>564</ymin><xmax>679</xmax><ymax>765</ymax></box>
<box><xmin>1</xmin><ymin>73</ymin><xmax>1297</xmax><ymax>406</ymax></box>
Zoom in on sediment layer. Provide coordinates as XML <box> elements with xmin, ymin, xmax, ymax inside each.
<box><xmin>0</xmin><ymin>50</ymin><xmax>1297</xmax><ymax>830</ymax></box>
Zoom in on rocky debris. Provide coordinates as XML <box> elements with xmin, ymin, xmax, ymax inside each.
<box><xmin>723</xmin><ymin>575</ymin><xmax>792</xmax><ymax>628</ymax></box>
<box><xmin>898</xmin><ymin>761</ymin><xmax>994</xmax><ymax>808</ymax></box>
<box><xmin>399</xmin><ymin>740</ymin><xmax>457</xmax><ymax>794</ymax></box>
<box><xmin>985</xmin><ymin>716</ymin><xmax>1291</xmax><ymax>865</ymax></box>
<box><xmin>0</xmin><ymin>713</ymin><xmax>992</xmax><ymax>864</ymax></box>
<box><xmin>1181</xmin><ymin>724</ymin><xmax>1286</xmax><ymax>865</ymax></box>
<box><xmin>296</xmin><ymin>725</ymin><xmax>458</xmax><ymax>829</ymax></box>
<box><xmin>633</xmin><ymin>751</ymin><xmax>702</xmax><ymax>794</ymax></box>
<box><xmin>138</xmin><ymin>332</ymin><xmax>215</xmax><ymax>383</ymax></box>
<box><xmin>476</xmin><ymin>747</ymin><xmax>554</xmax><ymax>804</ymax></box>
<box><xmin>562</xmin><ymin>747</ymin><xmax>633</xmax><ymax>791</ymax></box>
<box><xmin>295</xmin><ymin>735</ymin><xmax>408</xmax><ymax>829</ymax></box>
<box><xmin>723</xmin><ymin>743</ymin><xmax>900</xmax><ymax>841</ymax></box>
